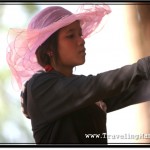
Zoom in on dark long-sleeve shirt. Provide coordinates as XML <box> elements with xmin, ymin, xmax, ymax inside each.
<box><xmin>21</xmin><ymin>56</ymin><xmax>150</xmax><ymax>144</ymax></box>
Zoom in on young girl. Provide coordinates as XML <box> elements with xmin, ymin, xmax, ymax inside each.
<box><xmin>7</xmin><ymin>4</ymin><xmax>150</xmax><ymax>144</ymax></box>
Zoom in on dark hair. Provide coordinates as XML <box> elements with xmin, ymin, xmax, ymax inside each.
<box><xmin>35</xmin><ymin>30</ymin><xmax>59</xmax><ymax>67</ymax></box>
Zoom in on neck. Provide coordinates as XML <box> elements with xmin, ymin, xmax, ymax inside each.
<box><xmin>51</xmin><ymin>58</ymin><xmax>74</xmax><ymax>76</ymax></box>
<box><xmin>56</xmin><ymin>66</ymin><xmax>73</xmax><ymax>77</ymax></box>
<box><xmin>51</xmin><ymin>63</ymin><xmax>73</xmax><ymax>77</ymax></box>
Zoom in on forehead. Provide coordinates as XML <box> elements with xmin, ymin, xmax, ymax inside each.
<box><xmin>59</xmin><ymin>20</ymin><xmax>82</xmax><ymax>32</ymax></box>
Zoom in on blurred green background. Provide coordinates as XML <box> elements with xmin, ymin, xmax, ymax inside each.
<box><xmin>0</xmin><ymin>3</ymin><xmax>40</xmax><ymax>143</ymax></box>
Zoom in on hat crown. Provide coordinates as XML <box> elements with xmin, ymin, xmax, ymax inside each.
<box><xmin>28</xmin><ymin>6</ymin><xmax>72</xmax><ymax>29</ymax></box>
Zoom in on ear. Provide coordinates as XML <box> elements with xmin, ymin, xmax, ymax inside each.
<box><xmin>47</xmin><ymin>51</ymin><xmax>54</xmax><ymax>57</ymax></box>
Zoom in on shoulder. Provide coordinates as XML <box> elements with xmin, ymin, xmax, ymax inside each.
<box><xmin>26</xmin><ymin>70</ymin><xmax>61</xmax><ymax>87</ymax></box>
<box><xmin>27</xmin><ymin>70</ymin><xmax>85</xmax><ymax>88</ymax></box>
<box><xmin>29</xmin><ymin>70</ymin><xmax>62</xmax><ymax>82</ymax></box>
<box><xmin>26</xmin><ymin>70</ymin><xmax>94</xmax><ymax>92</ymax></box>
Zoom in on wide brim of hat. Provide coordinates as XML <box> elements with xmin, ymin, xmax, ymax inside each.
<box><xmin>6</xmin><ymin>4</ymin><xmax>111</xmax><ymax>89</ymax></box>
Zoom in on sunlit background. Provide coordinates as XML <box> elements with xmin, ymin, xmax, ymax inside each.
<box><xmin>0</xmin><ymin>2</ymin><xmax>150</xmax><ymax>144</ymax></box>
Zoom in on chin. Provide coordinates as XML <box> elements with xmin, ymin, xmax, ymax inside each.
<box><xmin>73</xmin><ymin>58</ymin><xmax>85</xmax><ymax>67</ymax></box>
<box><xmin>76</xmin><ymin>61</ymin><xmax>85</xmax><ymax>66</ymax></box>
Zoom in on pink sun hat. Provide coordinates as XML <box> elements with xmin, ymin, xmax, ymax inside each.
<box><xmin>6</xmin><ymin>4</ymin><xmax>111</xmax><ymax>89</ymax></box>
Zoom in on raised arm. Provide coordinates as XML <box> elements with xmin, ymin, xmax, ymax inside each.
<box><xmin>24</xmin><ymin>56</ymin><xmax>150</xmax><ymax>122</ymax></box>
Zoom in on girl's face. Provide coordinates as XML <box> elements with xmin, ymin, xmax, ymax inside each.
<box><xmin>56</xmin><ymin>20</ymin><xmax>86</xmax><ymax>69</ymax></box>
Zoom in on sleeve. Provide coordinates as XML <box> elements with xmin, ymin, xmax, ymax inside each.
<box><xmin>28</xmin><ymin>56</ymin><xmax>150</xmax><ymax>122</ymax></box>
<box><xmin>103</xmin><ymin>79</ymin><xmax>150</xmax><ymax>112</ymax></box>
<box><xmin>20</xmin><ymin>82</ymin><xmax>30</xmax><ymax>119</ymax></box>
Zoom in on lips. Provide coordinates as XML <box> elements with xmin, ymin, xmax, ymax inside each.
<box><xmin>79</xmin><ymin>48</ymin><xmax>86</xmax><ymax>55</ymax></box>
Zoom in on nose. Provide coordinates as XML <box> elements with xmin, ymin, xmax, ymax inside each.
<box><xmin>78</xmin><ymin>36</ymin><xmax>85</xmax><ymax>46</ymax></box>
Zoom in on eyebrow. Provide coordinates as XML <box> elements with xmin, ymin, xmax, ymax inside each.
<box><xmin>66</xmin><ymin>29</ymin><xmax>75</xmax><ymax>33</ymax></box>
<box><xmin>66</xmin><ymin>27</ymin><xmax>82</xmax><ymax>33</ymax></box>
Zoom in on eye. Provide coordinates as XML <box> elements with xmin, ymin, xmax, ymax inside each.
<box><xmin>66</xmin><ymin>34</ymin><xmax>74</xmax><ymax>39</ymax></box>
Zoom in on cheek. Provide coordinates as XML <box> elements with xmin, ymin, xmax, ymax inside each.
<box><xmin>57</xmin><ymin>39</ymin><xmax>84</xmax><ymax>65</ymax></box>
<box><xmin>58</xmin><ymin>41</ymin><xmax>76</xmax><ymax>57</ymax></box>
<box><xmin>57</xmin><ymin>43</ymin><xmax>72</xmax><ymax>61</ymax></box>
<box><xmin>59</xmin><ymin>49</ymin><xmax>75</xmax><ymax>62</ymax></box>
